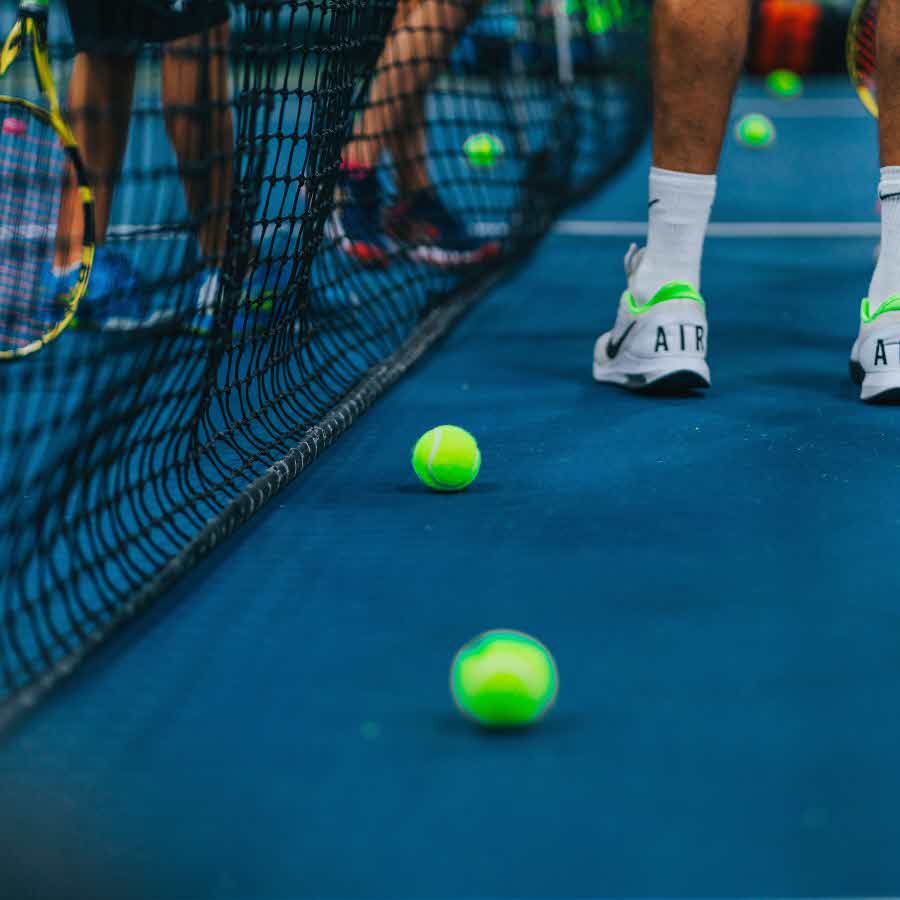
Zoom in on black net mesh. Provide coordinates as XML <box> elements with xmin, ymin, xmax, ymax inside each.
<box><xmin>0</xmin><ymin>0</ymin><xmax>650</xmax><ymax>723</ymax></box>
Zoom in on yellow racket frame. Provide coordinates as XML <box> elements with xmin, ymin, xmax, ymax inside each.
<box><xmin>0</xmin><ymin>3</ymin><xmax>94</xmax><ymax>359</ymax></box>
<box><xmin>848</xmin><ymin>0</ymin><xmax>879</xmax><ymax>118</ymax></box>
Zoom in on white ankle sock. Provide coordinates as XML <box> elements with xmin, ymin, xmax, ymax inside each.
<box><xmin>868</xmin><ymin>166</ymin><xmax>900</xmax><ymax>308</ymax></box>
<box><xmin>630</xmin><ymin>167</ymin><xmax>717</xmax><ymax>302</ymax></box>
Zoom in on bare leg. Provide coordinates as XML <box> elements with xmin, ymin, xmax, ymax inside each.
<box><xmin>854</xmin><ymin>1</ymin><xmax>900</xmax><ymax>398</ymax></box>
<box><xmin>865</xmin><ymin>0</ymin><xmax>900</xmax><ymax>309</ymax></box>
<box><xmin>56</xmin><ymin>53</ymin><xmax>136</xmax><ymax>267</ymax></box>
<box><xmin>347</xmin><ymin>0</ymin><xmax>482</xmax><ymax>194</ymax></box>
<box><xmin>383</xmin><ymin>91</ymin><xmax>430</xmax><ymax>195</ymax></box>
<box><xmin>652</xmin><ymin>0</ymin><xmax>751</xmax><ymax>174</ymax></box>
<box><xmin>162</xmin><ymin>21</ymin><xmax>233</xmax><ymax>268</ymax></box>
<box><xmin>609</xmin><ymin>0</ymin><xmax>751</xmax><ymax>350</ymax></box>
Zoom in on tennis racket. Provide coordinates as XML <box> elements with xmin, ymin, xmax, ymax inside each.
<box><xmin>848</xmin><ymin>0</ymin><xmax>878</xmax><ymax>117</ymax></box>
<box><xmin>0</xmin><ymin>0</ymin><xmax>93</xmax><ymax>359</ymax></box>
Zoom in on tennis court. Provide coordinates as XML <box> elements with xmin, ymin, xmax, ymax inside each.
<box><xmin>3</xmin><ymin>0</ymin><xmax>900</xmax><ymax>897</ymax></box>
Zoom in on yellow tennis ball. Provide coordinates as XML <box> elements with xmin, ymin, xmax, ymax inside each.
<box><xmin>463</xmin><ymin>132</ymin><xmax>504</xmax><ymax>168</ymax></box>
<box><xmin>735</xmin><ymin>113</ymin><xmax>776</xmax><ymax>149</ymax></box>
<box><xmin>411</xmin><ymin>425</ymin><xmax>480</xmax><ymax>492</ymax></box>
<box><xmin>450</xmin><ymin>630</ymin><xmax>558</xmax><ymax>728</ymax></box>
<box><xmin>765</xmin><ymin>68</ymin><xmax>803</xmax><ymax>99</ymax></box>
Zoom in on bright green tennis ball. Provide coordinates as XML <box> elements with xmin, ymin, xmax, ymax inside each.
<box><xmin>411</xmin><ymin>425</ymin><xmax>480</xmax><ymax>492</ymax></box>
<box><xmin>586</xmin><ymin>5</ymin><xmax>613</xmax><ymax>34</ymax></box>
<box><xmin>451</xmin><ymin>630</ymin><xmax>558</xmax><ymax>728</ymax></box>
<box><xmin>735</xmin><ymin>113</ymin><xmax>776</xmax><ymax>149</ymax></box>
<box><xmin>463</xmin><ymin>132</ymin><xmax>504</xmax><ymax>168</ymax></box>
<box><xmin>765</xmin><ymin>68</ymin><xmax>803</xmax><ymax>99</ymax></box>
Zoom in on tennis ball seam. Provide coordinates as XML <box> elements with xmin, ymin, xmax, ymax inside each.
<box><xmin>413</xmin><ymin>425</ymin><xmax>479</xmax><ymax>491</ymax></box>
<box><xmin>450</xmin><ymin>629</ymin><xmax>559</xmax><ymax>727</ymax></box>
<box><xmin>427</xmin><ymin>427</ymin><xmax>445</xmax><ymax>484</ymax></box>
<box><xmin>428</xmin><ymin>445</ymin><xmax>479</xmax><ymax>489</ymax></box>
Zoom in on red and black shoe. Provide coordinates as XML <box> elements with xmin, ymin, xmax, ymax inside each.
<box><xmin>384</xmin><ymin>188</ymin><xmax>502</xmax><ymax>269</ymax></box>
<box><xmin>325</xmin><ymin>161</ymin><xmax>392</xmax><ymax>268</ymax></box>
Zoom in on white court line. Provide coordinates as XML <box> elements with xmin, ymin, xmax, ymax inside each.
<box><xmin>731</xmin><ymin>97</ymin><xmax>870</xmax><ymax>118</ymax></box>
<box><xmin>553</xmin><ymin>220</ymin><xmax>881</xmax><ymax>239</ymax></box>
<box><xmin>106</xmin><ymin>223</ymin><xmax>283</xmax><ymax>241</ymax></box>
<box><xmin>90</xmin><ymin>220</ymin><xmax>880</xmax><ymax>243</ymax></box>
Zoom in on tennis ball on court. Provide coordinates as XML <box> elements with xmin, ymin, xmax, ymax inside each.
<box><xmin>451</xmin><ymin>630</ymin><xmax>558</xmax><ymax>728</ymax></box>
<box><xmin>735</xmin><ymin>113</ymin><xmax>776</xmax><ymax>149</ymax></box>
<box><xmin>412</xmin><ymin>425</ymin><xmax>480</xmax><ymax>492</ymax></box>
<box><xmin>463</xmin><ymin>132</ymin><xmax>504</xmax><ymax>168</ymax></box>
<box><xmin>765</xmin><ymin>68</ymin><xmax>803</xmax><ymax>99</ymax></box>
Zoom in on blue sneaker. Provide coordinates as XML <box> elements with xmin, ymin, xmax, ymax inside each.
<box><xmin>41</xmin><ymin>261</ymin><xmax>79</xmax><ymax>298</ymax></box>
<box><xmin>324</xmin><ymin>162</ymin><xmax>392</xmax><ymax>268</ymax></box>
<box><xmin>384</xmin><ymin>189</ymin><xmax>502</xmax><ymax>268</ymax></box>
<box><xmin>43</xmin><ymin>247</ymin><xmax>172</xmax><ymax>332</ymax></box>
<box><xmin>188</xmin><ymin>268</ymin><xmax>275</xmax><ymax>337</ymax></box>
<box><xmin>40</xmin><ymin>258</ymin><xmax>84</xmax><ymax>331</ymax></box>
<box><xmin>87</xmin><ymin>248</ymin><xmax>174</xmax><ymax>331</ymax></box>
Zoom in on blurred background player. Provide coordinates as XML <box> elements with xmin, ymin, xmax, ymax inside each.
<box><xmin>329</xmin><ymin>0</ymin><xmax>501</xmax><ymax>269</ymax></box>
<box><xmin>592</xmin><ymin>0</ymin><xmax>900</xmax><ymax>403</ymax></box>
<box><xmin>50</xmin><ymin>0</ymin><xmax>232</xmax><ymax>331</ymax></box>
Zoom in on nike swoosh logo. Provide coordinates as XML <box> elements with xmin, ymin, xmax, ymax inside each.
<box><xmin>880</xmin><ymin>192</ymin><xmax>900</xmax><ymax>202</ymax></box>
<box><xmin>648</xmin><ymin>199</ymin><xmax>660</xmax><ymax>209</ymax></box>
<box><xmin>606</xmin><ymin>322</ymin><xmax>636</xmax><ymax>359</ymax></box>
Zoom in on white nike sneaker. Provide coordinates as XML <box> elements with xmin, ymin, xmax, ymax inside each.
<box><xmin>593</xmin><ymin>246</ymin><xmax>711</xmax><ymax>392</ymax></box>
<box><xmin>850</xmin><ymin>296</ymin><xmax>900</xmax><ymax>402</ymax></box>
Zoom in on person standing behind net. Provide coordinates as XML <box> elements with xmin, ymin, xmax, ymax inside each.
<box><xmin>592</xmin><ymin>0</ymin><xmax>900</xmax><ymax>403</ymax></box>
<box><xmin>329</xmin><ymin>0</ymin><xmax>501</xmax><ymax>269</ymax></box>
<box><xmin>49</xmin><ymin>0</ymin><xmax>232</xmax><ymax>332</ymax></box>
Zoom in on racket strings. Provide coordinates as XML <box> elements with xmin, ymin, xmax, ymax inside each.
<box><xmin>851</xmin><ymin>0</ymin><xmax>878</xmax><ymax>111</ymax></box>
<box><xmin>0</xmin><ymin>103</ymin><xmax>74</xmax><ymax>351</ymax></box>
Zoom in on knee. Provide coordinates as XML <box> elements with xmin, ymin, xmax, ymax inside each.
<box><xmin>654</xmin><ymin>0</ymin><xmax>749</xmax><ymax>67</ymax></box>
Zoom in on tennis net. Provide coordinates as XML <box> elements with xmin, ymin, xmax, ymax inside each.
<box><xmin>0</xmin><ymin>0</ymin><xmax>650</xmax><ymax>726</ymax></box>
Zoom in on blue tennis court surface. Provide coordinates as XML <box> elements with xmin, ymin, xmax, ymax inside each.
<box><xmin>3</xmin><ymin>78</ymin><xmax>900</xmax><ymax>898</ymax></box>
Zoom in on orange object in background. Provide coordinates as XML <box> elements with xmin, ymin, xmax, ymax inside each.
<box><xmin>748</xmin><ymin>0</ymin><xmax>823</xmax><ymax>74</ymax></box>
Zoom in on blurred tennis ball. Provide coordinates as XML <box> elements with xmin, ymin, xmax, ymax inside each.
<box><xmin>735</xmin><ymin>113</ymin><xmax>776</xmax><ymax>149</ymax></box>
<box><xmin>463</xmin><ymin>132</ymin><xmax>504</xmax><ymax>168</ymax></box>
<box><xmin>411</xmin><ymin>425</ymin><xmax>480</xmax><ymax>492</ymax></box>
<box><xmin>765</xmin><ymin>69</ymin><xmax>803</xmax><ymax>99</ymax></box>
<box><xmin>586</xmin><ymin>5</ymin><xmax>613</xmax><ymax>34</ymax></box>
<box><xmin>451</xmin><ymin>629</ymin><xmax>558</xmax><ymax>728</ymax></box>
